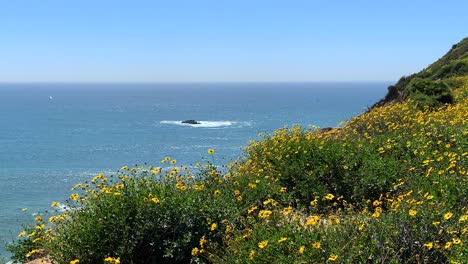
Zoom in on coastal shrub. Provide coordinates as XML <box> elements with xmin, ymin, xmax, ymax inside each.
<box><xmin>216</xmin><ymin>89</ymin><xmax>467</xmax><ymax>263</ymax></box>
<box><xmin>432</xmin><ymin>59</ymin><xmax>468</xmax><ymax>79</ymax></box>
<box><xmin>215</xmin><ymin>191</ymin><xmax>467</xmax><ymax>264</ymax></box>
<box><xmin>7</xmin><ymin>220</ymin><xmax>48</xmax><ymax>263</ymax></box>
<box><xmin>212</xmin><ymin>92</ymin><xmax>468</xmax><ymax>262</ymax></box>
<box><xmin>28</xmin><ymin>162</ymin><xmax>245</xmax><ymax>264</ymax></box>
<box><xmin>404</xmin><ymin>78</ymin><xmax>454</xmax><ymax>107</ymax></box>
<box><xmin>237</xmin><ymin>126</ymin><xmax>406</xmax><ymax>208</ymax></box>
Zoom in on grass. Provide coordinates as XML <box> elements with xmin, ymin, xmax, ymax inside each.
<box><xmin>7</xmin><ymin>78</ymin><xmax>468</xmax><ymax>263</ymax></box>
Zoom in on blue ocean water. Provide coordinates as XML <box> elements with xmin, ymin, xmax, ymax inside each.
<box><xmin>0</xmin><ymin>82</ymin><xmax>389</xmax><ymax>257</ymax></box>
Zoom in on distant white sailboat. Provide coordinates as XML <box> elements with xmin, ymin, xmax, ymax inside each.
<box><xmin>49</xmin><ymin>96</ymin><xmax>54</xmax><ymax>100</ymax></box>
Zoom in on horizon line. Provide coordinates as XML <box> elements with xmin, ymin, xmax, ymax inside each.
<box><xmin>0</xmin><ymin>80</ymin><xmax>395</xmax><ymax>84</ymax></box>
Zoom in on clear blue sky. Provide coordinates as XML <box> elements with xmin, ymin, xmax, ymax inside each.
<box><xmin>0</xmin><ymin>0</ymin><xmax>467</xmax><ymax>82</ymax></box>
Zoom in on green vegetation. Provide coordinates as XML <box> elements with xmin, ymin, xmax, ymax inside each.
<box><xmin>7</xmin><ymin>39</ymin><xmax>468</xmax><ymax>263</ymax></box>
<box><xmin>404</xmin><ymin>77</ymin><xmax>454</xmax><ymax>107</ymax></box>
<box><xmin>374</xmin><ymin>37</ymin><xmax>468</xmax><ymax>107</ymax></box>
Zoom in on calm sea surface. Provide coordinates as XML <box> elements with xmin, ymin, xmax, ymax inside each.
<box><xmin>0</xmin><ymin>82</ymin><xmax>389</xmax><ymax>257</ymax></box>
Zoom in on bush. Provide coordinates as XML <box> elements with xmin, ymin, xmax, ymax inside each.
<box><xmin>217</xmin><ymin>194</ymin><xmax>466</xmax><ymax>264</ymax></box>
<box><xmin>405</xmin><ymin>78</ymin><xmax>454</xmax><ymax>107</ymax></box>
<box><xmin>7</xmin><ymin>220</ymin><xmax>48</xmax><ymax>263</ymax></box>
<box><xmin>13</xmin><ymin>163</ymin><xmax>244</xmax><ymax>264</ymax></box>
<box><xmin>432</xmin><ymin>60</ymin><xmax>468</xmax><ymax>79</ymax></box>
<box><xmin>237</xmin><ymin>126</ymin><xmax>407</xmax><ymax>207</ymax></box>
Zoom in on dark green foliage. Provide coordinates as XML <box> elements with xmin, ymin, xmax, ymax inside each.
<box><xmin>432</xmin><ymin>60</ymin><xmax>468</xmax><ymax>79</ymax></box>
<box><xmin>442</xmin><ymin>77</ymin><xmax>463</xmax><ymax>89</ymax></box>
<box><xmin>44</xmin><ymin>171</ymin><xmax>239</xmax><ymax>264</ymax></box>
<box><xmin>404</xmin><ymin>78</ymin><xmax>454</xmax><ymax>107</ymax></box>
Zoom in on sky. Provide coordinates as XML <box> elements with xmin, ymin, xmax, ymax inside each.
<box><xmin>0</xmin><ymin>0</ymin><xmax>467</xmax><ymax>82</ymax></box>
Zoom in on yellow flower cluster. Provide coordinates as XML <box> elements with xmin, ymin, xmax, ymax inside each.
<box><xmin>104</xmin><ymin>257</ymin><xmax>120</xmax><ymax>263</ymax></box>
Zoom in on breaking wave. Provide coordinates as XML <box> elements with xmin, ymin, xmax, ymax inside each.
<box><xmin>160</xmin><ymin>120</ymin><xmax>244</xmax><ymax>128</ymax></box>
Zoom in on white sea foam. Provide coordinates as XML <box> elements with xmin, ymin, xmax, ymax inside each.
<box><xmin>170</xmin><ymin>145</ymin><xmax>216</xmax><ymax>150</ymax></box>
<box><xmin>160</xmin><ymin>120</ymin><xmax>236</xmax><ymax>128</ymax></box>
<box><xmin>55</xmin><ymin>204</ymin><xmax>73</xmax><ymax>213</ymax></box>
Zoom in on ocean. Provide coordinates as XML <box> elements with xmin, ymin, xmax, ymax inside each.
<box><xmin>0</xmin><ymin>82</ymin><xmax>389</xmax><ymax>258</ymax></box>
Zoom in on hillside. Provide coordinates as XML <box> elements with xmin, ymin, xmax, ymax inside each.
<box><xmin>374</xmin><ymin>37</ymin><xmax>468</xmax><ymax>107</ymax></box>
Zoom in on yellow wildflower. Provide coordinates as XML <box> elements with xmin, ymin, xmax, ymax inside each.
<box><xmin>249</xmin><ymin>250</ymin><xmax>255</xmax><ymax>260</ymax></box>
<box><xmin>208</xmin><ymin>148</ymin><xmax>215</xmax><ymax>155</ymax></box>
<box><xmin>298</xmin><ymin>246</ymin><xmax>305</xmax><ymax>254</ymax></box>
<box><xmin>328</xmin><ymin>254</ymin><xmax>338</xmax><ymax>261</ymax></box>
<box><xmin>444</xmin><ymin>242</ymin><xmax>452</xmax><ymax>249</ymax></box>
<box><xmin>258</xmin><ymin>210</ymin><xmax>273</xmax><ymax>219</ymax></box>
<box><xmin>25</xmin><ymin>249</ymin><xmax>40</xmax><ymax>258</ymax></box>
<box><xmin>409</xmin><ymin>209</ymin><xmax>417</xmax><ymax>217</ymax></box>
<box><xmin>444</xmin><ymin>212</ymin><xmax>453</xmax><ymax>220</ymax></box>
<box><xmin>282</xmin><ymin>206</ymin><xmax>293</xmax><ymax>215</ymax></box>
<box><xmin>424</xmin><ymin>242</ymin><xmax>433</xmax><ymax>249</ymax></box>
<box><xmin>312</xmin><ymin>241</ymin><xmax>321</xmax><ymax>249</ymax></box>
<box><xmin>305</xmin><ymin>215</ymin><xmax>320</xmax><ymax>226</ymax></box>
<box><xmin>263</xmin><ymin>198</ymin><xmax>278</xmax><ymax>206</ymax></box>
<box><xmin>194</xmin><ymin>184</ymin><xmax>204</xmax><ymax>191</ymax></box>
<box><xmin>104</xmin><ymin>257</ymin><xmax>120</xmax><ymax>264</ymax></box>
<box><xmin>248</xmin><ymin>206</ymin><xmax>258</xmax><ymax>214</ymax></box>
<box><xmin>210</xmin><ymin>223</ymin><xmax>217</xmax><ymax>231</ymax></box>
<box><xmin>258</xmin><ymin>240</ymin><xmax>268</xmax><ymax>249</ymax></box>
<box><xmin>310</xmin><ymin>197</ymin><xmax>319</xmax><ymax>206</ymax></box>
<box><xmin>70</xmin><ymin>193</ymin><xmax>79</xmax><ymax>201</ymax></box>
<box><xmin>277</xmin><ymin>237</ymin><xmax>287</xmax><ymax>243</ymax></box>
<box><xmin>199</xmin><ymin>235</ymin><xmax>207</xmax><ymax>248</ymax></box>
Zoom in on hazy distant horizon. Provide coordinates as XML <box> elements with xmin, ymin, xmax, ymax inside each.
<box><xmin>1</xmin><ymin>1</ymin><xmax>466</xmax><ymax>83</ymax></box>
<box><xmin>0</xmin><ymin>80</ymin><xmax>394</xmax><ymax>85</ymax></box>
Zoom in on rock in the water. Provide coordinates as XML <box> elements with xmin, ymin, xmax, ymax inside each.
<box><xmin>181</xmin><ymin>120</ymin><xmax>201</xmax><ymax>125</ymax></box>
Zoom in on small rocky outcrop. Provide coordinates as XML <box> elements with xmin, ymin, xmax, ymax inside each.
<box><xmin>181</xmin><ymin>120</ymin><xmax>201</xmax><ymax>125</ymax></box>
